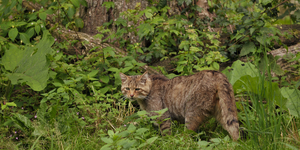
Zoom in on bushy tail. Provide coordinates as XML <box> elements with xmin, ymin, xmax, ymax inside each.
<box><xmin>215</xmin><ymin>74</ymin><xmax>239</xmax><ymax>141</ymax></box>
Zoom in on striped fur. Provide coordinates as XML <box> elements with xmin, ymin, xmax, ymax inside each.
<box><xmin>119</xmin><ymin>70</ymin><xmax>239</xmax><ymax>140</ymax></box>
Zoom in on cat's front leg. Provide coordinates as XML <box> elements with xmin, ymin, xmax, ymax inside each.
<box><xmin>149</xmin><ymin>110</ymin><xmax>172</xmax><ymax>135</ymax></box>
<box><xmin>158</xmin><ymin>112</ymin><xmax>172</xmax><ymax>136</ymax></box>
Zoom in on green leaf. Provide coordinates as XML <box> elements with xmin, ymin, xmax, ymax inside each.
<box><xmin>259</xmin><ymin>54</ymin><xmax>284</xmax><ymax>75</ymax></box>
<box><xmin>145</xmin><ymin>10</ymin><xmax>153</xmax><ymax>18</ymax></box>
<box><xmin>137</xmin><ymin>23</ymin><xmax>153</xmax><ymax>39</ymax></box>
<box><xmin>31</xmin><ymin>126</ymin><xmax>45</xmax><ymax>136</ymax></box>
<box><xmin>190</xmin><ymin>46</ymin><xmax>201</xmax><ymax>52</ymax></box>
<box><xmin>99</xmin><ymin>86</ymin><xmax>111</xmax><ymax>94</ymax></box>
<box><xmin>70</xmin><ymin>0</ymin><xmax>80</xmax><ymax>7</ymax></box>
<box><xmin>212</xmin><ymin>62</ymin><xmax>219</xmax><ymax>70</ymax></box>
<box><xmin>185</xmin><ymin>0</ymin><xmax>192</xmax><ymax>5</ymax></box>
<box><xmin>6</xmin><ymin>102</ymin><xmax>17</xmax><ymax>107</ymax></box>
<box><xmin>26</xmin><ymin>28</ymin><xmax>35</xmax><ymax>39</ymax></box>
<box><xmin>92</xmin><ymin>81</ymin><xmax>101</xmax><ymax>87</ymax></box>
<box><xmin>75</xmin><ymin>18</ymin><xmax>84</xmax><ymax>28</ymax></box>
<box><xmin>151</xmin><ymin>16</ymin><xmax>165</xmax><ymax>24</ymax></box>
<box><xmin>8</xmin><ymin>28</ymin><xmax>18</xmax><ymax>41</ymax></box>
<box><xmin>178</xmin><ymin>0</ymin><xmax>185</xmax><ymax>5</ymax></box>
<box><xmin>39</xmin><ymin>12</ymin><xmax>47</xmax><ymax>21</ymax></box>
<box><xmin>35</xmin><ymin>25</ymin><xmax>41</xmax><ymax>34</ymax></box>
<box><xmin>16</xmin><ymin>21</ymin><xmax>27</xmax><ymax>27</ymax></box>
<box><xmin>52</xmin><ymin>80</ymin><xmax>63</xmax><ymax>87</ymax></box>
<box><xmin>107</xmin><ymin>67</ymin><xmax>119</xmax><ymax>72</ymax></box>
<box><xmin>165</xmin><ymin>73</ymin><xmax>178</xmax><ymax>79</ymax></box>
<box><xmin>261</xmin><ymin>0</ymin><xmax>272</xmax><ymax>5</ymax></box>
<box><xmin>103</xmin><ymin>46</ymin><xmax>115</xmax><ymax>57</ymax></box>
<box><xmin>170</xmin><ymin>29</ymin><xmax>180</xmax><ymax>36</ymax></box>
<box><xmin>14</xmin><ymin>113</ymin><xmax>33</xmax><ymax>129</ymax></box>
<box><xmin>281</xmin><ymin>87</ymin><xmax>300</xmax><ymax>117</ymax></box>
<box><xmin>177</xmin><ymin>61</ymin><xmax>187</xmax><ymax>65</ymax></box>
<box><xmin>118</xmin><ymin>130</ymin><xmax>130</xmax><ymax>138</ymax></box>
<box><xmin>57</xmin><ymin>87</ymin><xmax>65</xmax><ymax>93</ymax></box>
<box><xmin>256</xmin><ymin>35</ymin><xmax>266</xmax><ymax>45</ymax></box>
<box><xmin>175</xmin><ymin>65</ymin><xmax>184</xmax><ymax>72</ymax></box>
<box><xmin>101</xmin><ymin>137</ymin><xmax>113</xmax><ymax>144</ymax></box>
<box><xmin>67</xmin><ymin>7</ymin><xmax>76</xmax><ymax>19</ymax></box>
<box><xmin>78</xmin><ymin>0</ymin><xmax>87</xmax><ymax>7</ymax></box>
<box><xmin>240</xmin><ymin>42</ymin><xmax>256</xmax><ymax>56</ymax></box>
<box><xmin>102</xmin><ymin>2</ymin><xmax>115</xmax><ymax>10</ymax></box>
<box><xmin>137</xmin><ymin>110</ymin><xmax>148</xmax><ymax>117</ymax></box>
<box><xmin>121</xmin><ymin>139</ymin><xmax>136</xmax><ymax>149</ymax></box>
<box><xmin>138</xmin><ymin>143</ymin><xmax>148</xmax><ymax>149</ymax></box>
<box><xmin>210</xmin><ymin>138</ymin><xmax>222</xmax><ymax>143</ymax></box>
<box><xmin>36</xmin><ymin>101</ymin><xmax>47</xmax><ymax>124</ymax></box>
<box><xmin>222</xmin><ymin>60</ymin><xmax>259</xmax><ymax>85</ymax></box>
<box><xmin>115</xmin><ymin>18</ymin><xmax>127</xmax><ymax>26</ymax></box>
<box><xmin>127</xmin><ymin>124</ymin><xmax>136</xmax><ymax>133</ymax></box>
<box><xmin>157</xmin><ymin>0</ymin><xmax>167</xmax><ymax>8</ymax></box>
<box><xmin>44</xmin><ymin>9</ymin><xmax>54</xmax><ymax>15</ymax></box>
<box><xmin>153</xmin><ymin>108</ymin><xmax>168</xmax><ymax>115</ymax></box>
<box><xmin>2</xmin><ymin>31</ymin><xmax>54</xmax><ymax>91</ymax></box>
<box><xmin>231</xmin><ymin>74</ymin><xmax>285</xmax><ymax>108</ymax></box>
<box><xmin>1</xmin><ymin>44</ymin><xmax>24</xmax><ymax>71</ymax></box>
<box><xmin>100</xmin><ymin>144</ymin><xmax>112</xmax><ymax>150</ymax></box>
<box><xmin>198</xmin><ymin>141</ymin><xmax>210</xmax><ymax>147</ymax></box>
<box><xmin>136</xmin><ymin>128</ymin><xmax>149</xmax><ymax>135</ymax></box>
<box><xmin>121</xmin><ymin>66</ymin><xmax>133</xmax><ymax>73</ymax></box>
<box><xmin>100</xmin><ymin>76</ymin><xmax>109</xmax><ymax>83</ymax></box>
<box><xmin>146</xmin><ymin>136</ymin><xmax>158</xmax><ymax>144</ymax></box>
<box><xmin>179</xmin><ymin>40</ymin><xmax>189</xmax><ymax>51</ymax></box>
<box><xmin>250</xmin><ymin>27</ymin><xmax>256</xmax><ymax>35</ymax></box>
<box><xmin>88</xmin><ymin>70</ymin><xmax>99</xmax><ymax>77</ymax></box>
<box><xmin>20</xmin><ymin>33</ymin><xmax>30</xmax><ymax>44</ymax></box>
<box><xmin>1</xmin><ymin>104</ymin><xmax>7</xmax><ymax>110</ymax></box>
<box><xmin>108</xmin><ymin>130</ymin><xmax>114</xmax><ymax>138</ymax></box>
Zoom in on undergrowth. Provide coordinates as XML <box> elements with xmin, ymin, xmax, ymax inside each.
<box><xmin>1</xmin><ymin>0</ymin><xmax>300</xmax><ymax>149</ymax></box>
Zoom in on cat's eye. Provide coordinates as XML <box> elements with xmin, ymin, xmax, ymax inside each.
<box><xmin>135</xmin><ymin>88</ymin><xmax>140</xmax><ymax>91</ymax></box>
<box><xmin>125</xmin><ymin>88</ymin><xmax>130</xmax><ymax>90</ymax></box>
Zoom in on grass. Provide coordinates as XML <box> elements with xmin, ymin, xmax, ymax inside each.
<box><xmin>1</xmin><ymin>60</ymin><xmax>300</xmax><ymax>150</ymax></box>
<box><xmin>1</xmin><ymin>99</ymin><xmax>300</xmax><ymax>150</ymax></box>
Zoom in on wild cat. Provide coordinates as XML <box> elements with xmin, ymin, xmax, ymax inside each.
<box><xmin>119</xmin><ymin>70</ymin><xmax>239</xmax><ymax>141</ymax></box>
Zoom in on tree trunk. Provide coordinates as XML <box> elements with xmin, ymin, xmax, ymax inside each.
<box><xmin>79</xmin><ymin>0</ymin><xmax>150</xmax><ymax>35</ymax></box>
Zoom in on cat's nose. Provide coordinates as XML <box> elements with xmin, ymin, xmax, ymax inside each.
<box><xmin>130</xmin><ymin>94</ymin><xmax>134</xmax><ymax>97</ymax></box>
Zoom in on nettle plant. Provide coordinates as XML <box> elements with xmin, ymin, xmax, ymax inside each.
<box><xmin>0</xmin><ymin>0</ymin><xmax>141</xmax><ymax>140</ymax></box>
<box><xmin>217</xmin><ymin>0</ymin><xmax>294</xmax><ymax>57</ymax></box>
<box><xmin>97</xmin><ymin>3</ymin><xmax>228</xmax><ymax>75</ymax></box>
<box><xmin>0</xmin><ymin>0</ymin><xmax>87</xmax><ymax>97</ymax></box>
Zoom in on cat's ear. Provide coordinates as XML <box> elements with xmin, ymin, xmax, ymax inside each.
<box><xmin>119</xmin><ymin>72</ymin><xmax>129</xmax><ymax>83</ymax></box>
<box><xmin>139</xmin><ymin>71</ymin><xmax>149</xmax><ymax>84</ymax></box>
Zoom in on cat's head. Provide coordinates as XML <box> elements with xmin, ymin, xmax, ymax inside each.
<box><xmin>119</xmin><ymin>72</ymin><xmax>152</xmax><ymax>100</ymax></box>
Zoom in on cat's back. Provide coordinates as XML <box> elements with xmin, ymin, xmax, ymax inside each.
<box><xmin>149</xmin><ymin>74</ymin><xmax>169</xmax><ymax>85</ymax></box>
<box><xmin>149</xmin><ymin>70</ymin><xmax>229</xmax><ymax>94</ymax></box>
<box><xmin>164</xmin><ymin>70</ymin><xmax>225</xmax><ymax>87</ymax></box>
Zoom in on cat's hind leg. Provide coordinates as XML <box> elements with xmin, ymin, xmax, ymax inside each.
<box><xmin>185</xmin><ymin>111</ymin><xmax>207</xmax><ymax>132</ymax></box>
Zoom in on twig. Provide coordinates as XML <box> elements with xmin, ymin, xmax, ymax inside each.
<box><xmin>261</xmin><ymin>0</ymin><xmax>289</xmax><ymax>15</ymax></box>
<box><xmin>56</xmin><ymin>0</ymin><xmax>86</xmax><ymax>58</ymax></box>
<box><xmin>107</xmin><ymin>120</ymin><xmax>116</xmax><ymax>131</ymax></box>
<box><xmin>56</xmin><ymin>0</ymin><xmax>82</xmax><ymax>44</ymax></box>
<box><xmin>60</xmin><ymin>32</ymin><xmax>80</xmax><ymax>60</ymax></box>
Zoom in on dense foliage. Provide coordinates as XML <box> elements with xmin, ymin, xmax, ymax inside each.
<box><xmin>1</xmin><ymin>0</ymin><xmax>300</xmax><ymax>149</ymax></box>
